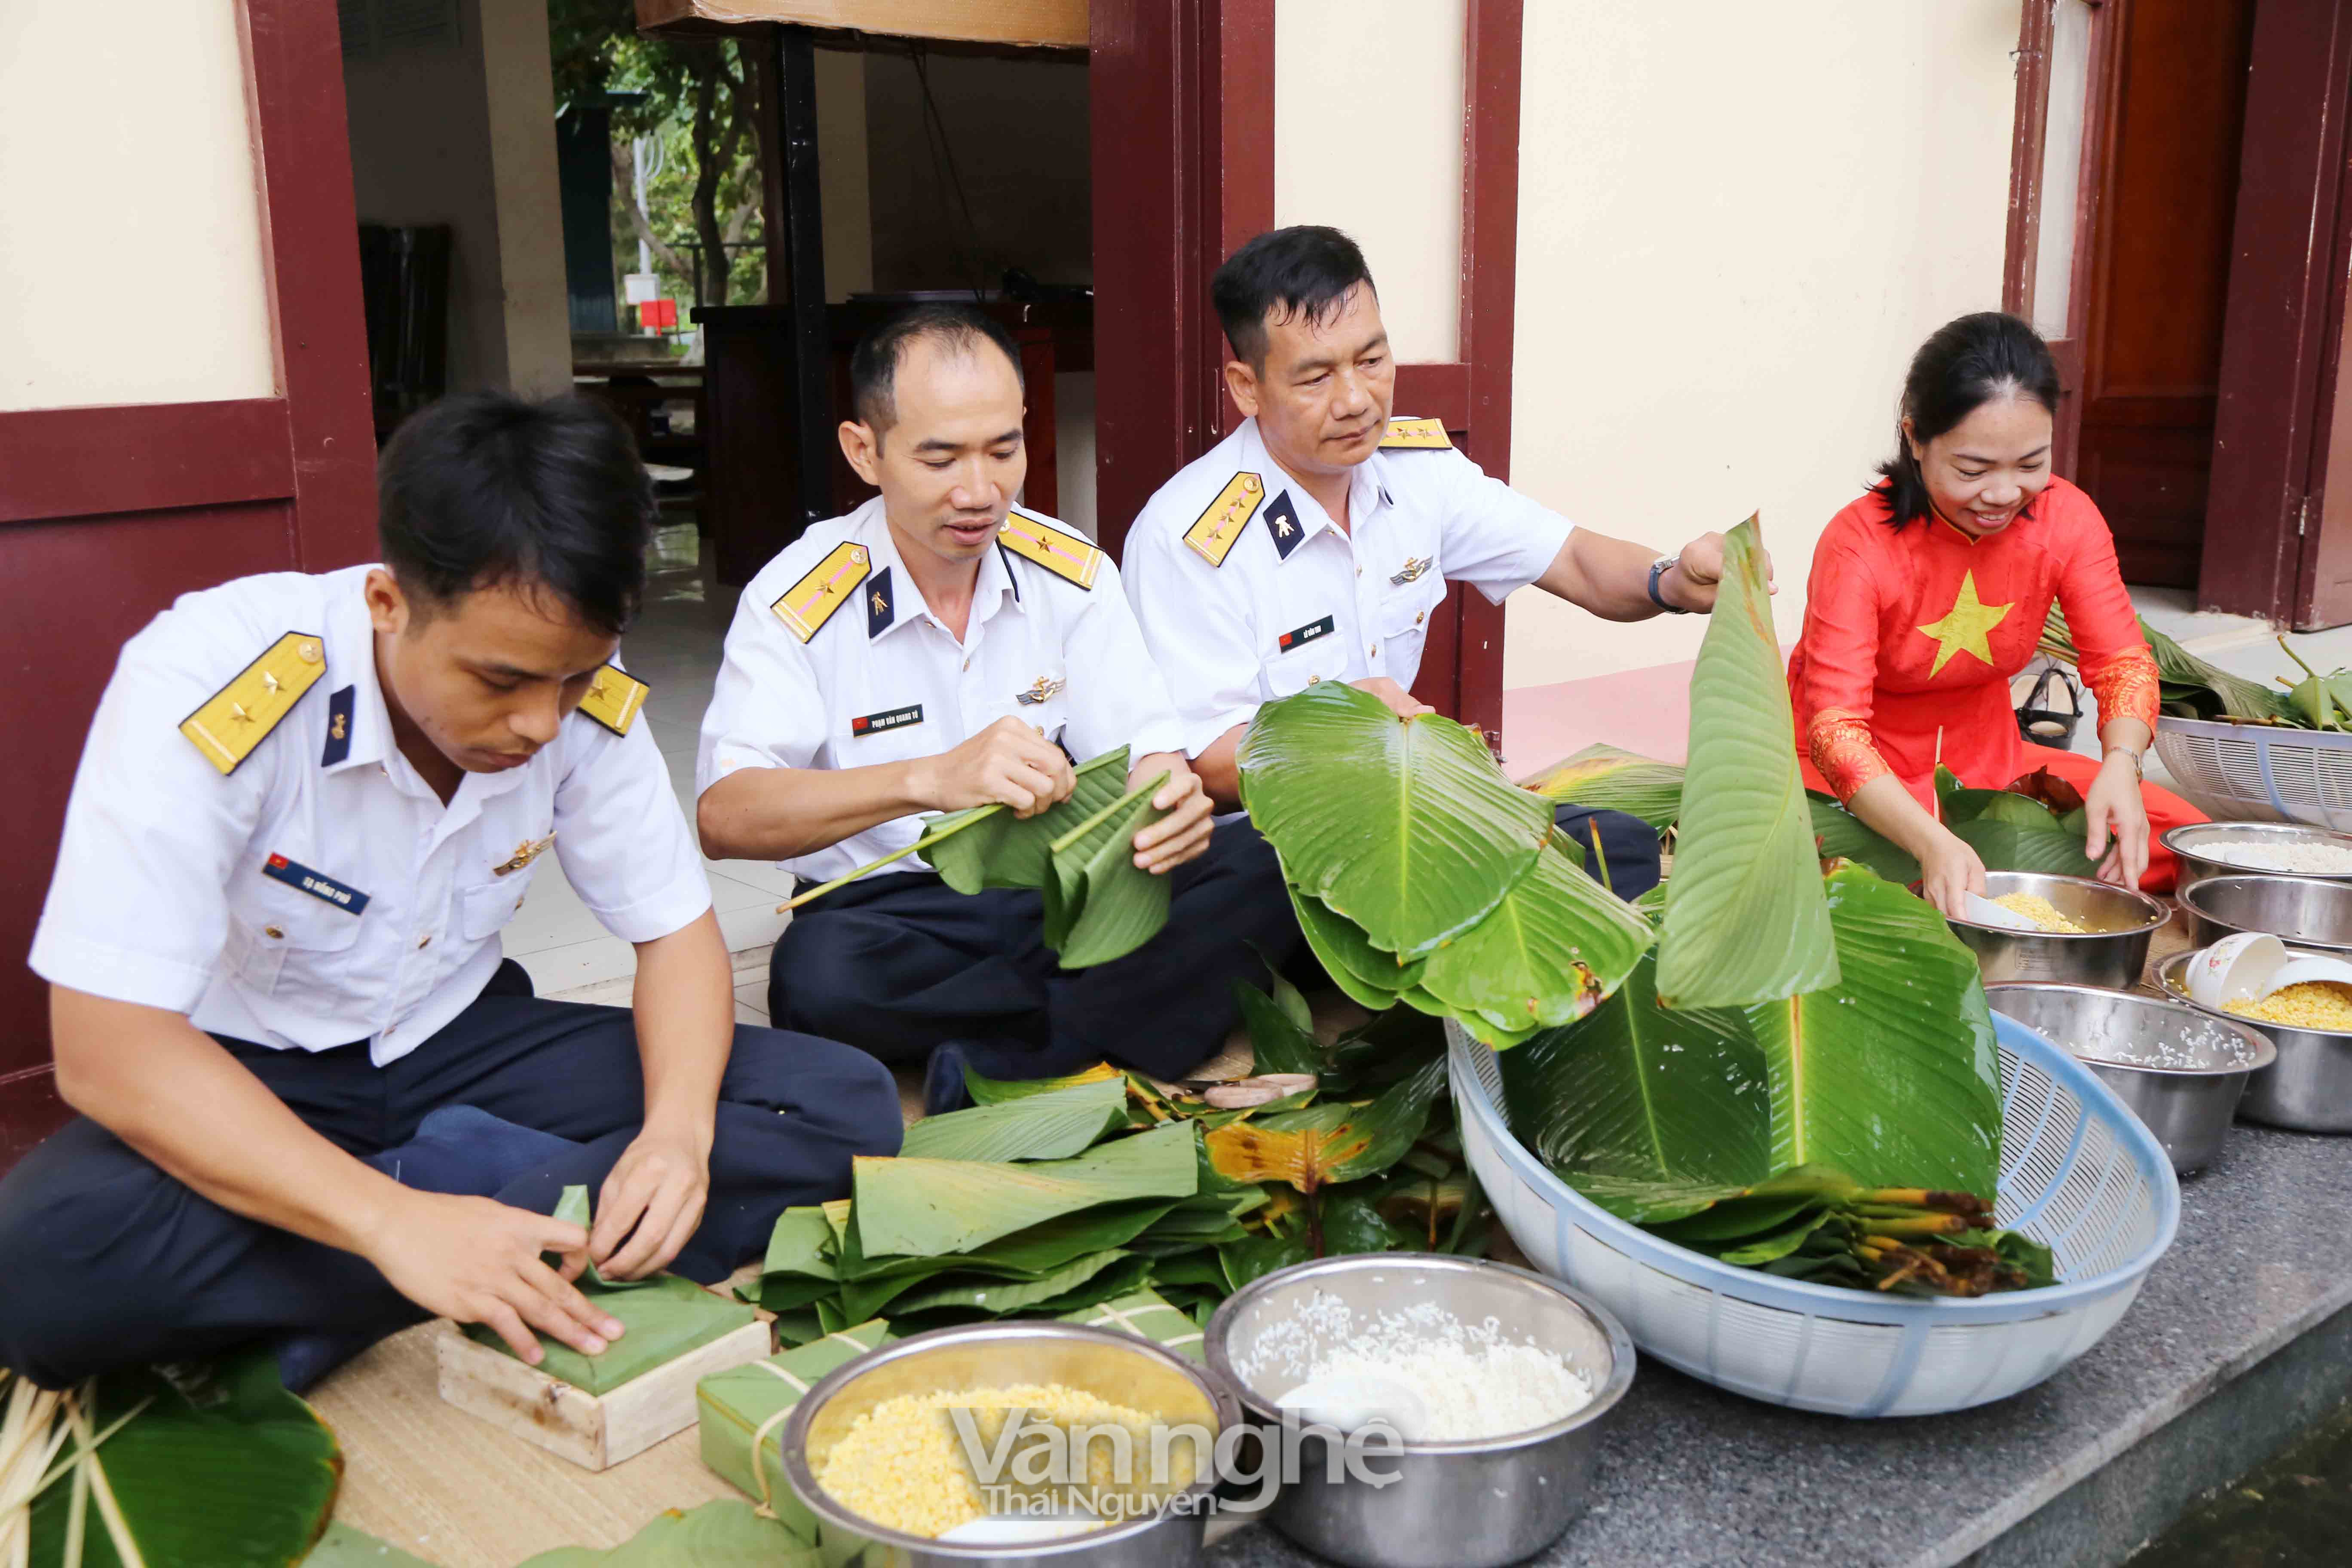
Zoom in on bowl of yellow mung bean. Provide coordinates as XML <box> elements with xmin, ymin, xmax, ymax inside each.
<box><xmin>1946</xmin><ymin>871</ymin><xmax>2171</xmax><ymax>989</ymax></box>
<box><xmin>779</xmin><ymin>1321</ymin><xmax>1237</xmax><ymax>1564</ymax></box>
<box><xmin>2155</xmin><ymin>949</ymin><xmax>2352</xmax><ymax>1134</ymax></box>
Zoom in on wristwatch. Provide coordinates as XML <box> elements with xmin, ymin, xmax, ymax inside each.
<box><xmin>1647</xmin><ymin>555</ymin><xmax>1691</xmax><ymax>614</ymax></box>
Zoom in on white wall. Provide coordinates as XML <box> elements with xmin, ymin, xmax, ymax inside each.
<box><xmin>0</xmin><ymin>0</ymin><xmax>276</xmax><ymax>411</ymax></box>
<box><xmin>1502</xmin><ymin>1</ymin><xmax>2021</xmax><ymax>687</ymax></box>
<box><xmin>1274</xmin><ymin>0</ymin><xmax>1466</xmax><ymax>363</ymax></box>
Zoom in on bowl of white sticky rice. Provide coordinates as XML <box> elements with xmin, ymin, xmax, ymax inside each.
<box><xmin>2164</xmin><ymin>821</ymin><xmax>2352</xmax><ymax>893</ymax></box>
<box><xmin>1204</xmin><ymin>1254</ymin><xmax>1633</xmax><ymax>1568</ymax></box>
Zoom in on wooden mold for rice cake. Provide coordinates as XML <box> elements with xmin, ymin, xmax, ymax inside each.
<box><xmin>435</xmin><ymin>1318</ymin><xmax>771</xmax><ymax>1471</ymax></box>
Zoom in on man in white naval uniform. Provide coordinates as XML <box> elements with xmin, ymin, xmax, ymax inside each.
<box><xmin>1123</xmin><ymin>226</ymin><xmax>1770</xmax><ymax>898</ymax></box>
<box><xmin>699</xmin><ymin>306</ymin><xmax>1300</xmax><ymax>1113</ymax></box>
<box><xmin>0</xmin><ymin>394</ymin><xmax>899</xmax><ymax>1390</ymax></box>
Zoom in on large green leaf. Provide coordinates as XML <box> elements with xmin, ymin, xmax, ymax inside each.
<box><xmin>2046</xmin><ymin>606</ymin><xmax>2288</xmax><ymax>724</ymax></box>
<box><xmin>1041</xmin><ymin>772</ymin><xmax>1173</xmax><ymax>967</ymax></box>
<box><xmin>1519</xmin><ymin>743</ymin><xmax>1688</xmax><ymax>828</ymax></box>
<box><xmin>899</xmin><ymin>1075</ymin><xmax>1130</xmax><ymax>1161</ymax></box>
<box><xmin>832</xmin><ymin>1197</ymin><xmax>1186</xmax><ymax>1322</ymax></box>
<box><xmin>1742</xmin><ymin>867</ymin><xmax>2000</xmax><ymax>1193</ymax></box>
<box><xmin>1285</xmin><ymin>882</ymin><xmax>1427</xmax><ymax>1010</ymax></box>
<box><xmin>965</xmin><ymin>1061</ymin><xmax>1122</xmax><ymax>1106</ymax></box>
<box><xmin>851</xmin><ymin>1120</ymin><xmax>1199</xmax><ymax>1257</ymax></box>
<box><xmin>1229</xmin><ymin>977</ymin><xmax>1325</xmax><ymax>1077</ymax></box>
<box><xmin>1932</xmin><ymin>772</ymin><xmax>2099</xmax><ymax>876</ymax></box>
<box><xmin>1239</xmin><ymin>681</ymin><xmax>1549</xmax><ymax>959</ymax></box>
<box><xmin>1416</xmin><ymin>841</ymin><xmax>1654</xmax><ymax>1040</ymax></box>
<box><xmin>1806</xmin><ymin>795</ymin><xmax>1921</xmax><ymax>885</ymax></box>
<box><xmin>516</xmin><ymin>1502</ymin><xmax>821</xmax><ymax>1567</ymax></box>
<box><xmin>925</xmin><ymin>747</ymin><xmax>1132</xmax><ymax>892</ymax></box>
<box><xmin>1499</xmin><ymin>949</ymin><xmax>1771</xmax><ymax>1189</ymax></box>
<box><xmin>1657</xmin><ymin>517</ymin><xmax>1841</xmax><ymax>1008</ymax></box>
<box><xmin>27</xmin><ymin>1354</ymin><xmax>342</xmax><ymax>1568</ymax></box>
<box><xmin>882</xmin><ymin>1248</ymin><xmax>1136</xmax><ymax>1317</ymax></box>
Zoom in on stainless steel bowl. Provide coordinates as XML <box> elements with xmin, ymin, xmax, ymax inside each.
<box><xmin>1984</xmin><ymin>983</ymin><xmax>2272</xmax><ymax>1174</ymax></box>
<box><xmin>1945</xmin><ymin>870</ymin><xmax>2171</xmax><ymax>988</ymax></box>
<box><xmin>2161</xmin><ymin>821</ymin><xmax>2352</xmax><ymax>894</ymax></box>
<box><xmin>2177</xmin><ymin>873</ymin><xmax>2352</xmax><ymax>955</ymax></box>
<box><xmin>2152</xmin><ymin>951</ymin><xmax>2352</xmax><ymax>1133</ymax></box>
<box><xmin>781</xmin><ymin>1322</ymin><xmax>1237</xmax><ymax>1566</ymax></box>
<box><xmin>1204</xmin><ymin>1254</ymin><xmax>1634</xmax><ymax>1568</ymax></box>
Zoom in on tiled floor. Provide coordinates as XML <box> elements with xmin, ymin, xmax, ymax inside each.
<box><xmin>509</xmin><ymin>525</ymin><xmax>787</xmax><ymax>1023</ymax></box>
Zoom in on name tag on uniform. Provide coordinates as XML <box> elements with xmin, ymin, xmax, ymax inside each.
<box><xmin>1277</xmin><ymin>616</ymin><xmax>1335</xmax><ymax>653</ymax></box>
<box><xmin>851</xmin><ymin>704</ymin><xmax>923</xmax><ymax>737</ymax></box>
<box><xmin>262</xmin><ymin>852</ymin><xmax>369</xmax><ymax>914</ymax></box>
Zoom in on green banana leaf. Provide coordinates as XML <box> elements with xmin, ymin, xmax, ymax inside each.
<box><xmin>469</xmin><ymin>1187</ymin><xmax>760</xmax><ymax>1393</ymax></box>
<box><xmin>2046</xmin><ymin>606</ymin><xmax>2289</xmax><ymax>724</ymax></box>
<box><xmin>899</xmin><ymin>1075</ymin><xmax>1130</xmax><ymax>1161</ymax></box>
<box><xmin>883</xmin><ymin>1248</ymin><xmax>1137</xmax><ymax>1318</ymax></box>
<box><xmin>1203</xmin><ymin>1055</ymin><xmax>1449</xmax><ymax>1191</ymax></box>
<box><xmin>1229</xmin><ymin>977</ymin><xmax>1325</xmax><ymax>1077</ymax></box>
<box><xmin>1041</xmin><ymin>772</ymin><xmax>1173</xmax><ymax>967</ymax></box>
<box><xmin>925</xmin><ymin>747</ymin><xmax>1132</xmax><ymax>892</ymax></box>
<box><xmin>1657</xmin><ymin>517</ymin><xmax>1841</xmax><ymax>1008</ymax></box>
<box><xmin>1519</xmin><ymin>742</ymin><xmax>1690</xmax><ymax>828</ymax></box>
<box><xmin>964</xmin><ymin>1061</ymin><xmax>1123</xmax><ymax>1106</ymax></box>
<box><xmin>301</xmin><ymin>1523</ymin><xmax>440</xmax><ymax>1566</ymax></box>
<box><xmin>1285</xmin><ymin>882</ymin><xmax>1427</xmax><ymax>1010</ymax></box>
<box><xmin>1806</xmin><ymin>796</ymin><xmax>1921</xmax><ymax>884</ymax></box>
<box><xmin>1239</xmin><ymin>680</ymin><xmax>1550</xmax><ymax>959</ymax></box>
<box><xmin>833</xmin><ymin>1197</ymin><xmax>1187</xmax><ymax>1322</ymax></box>
<box><xmin>515</xmin><ymin>1501</ymin><xmax>821</xmax><ymax>1567</ymax></box>
<box><xmin>851</xmin><ymin>1119</ymin><xmax>1199</xmax><ymax>1257</ymax></box>
<box><xmin>1219</xmin><ymin>1232</ymin><xmax>1315</xmax><ymax>1291</ymax></box>
<box><xmin>26</xmin><ymin>1354</ymin><xmax>342</xmax><ymax>1568</ymax></box>
<box><xmin>1499</xmin><ymin>949</ymin><xmax>1771</xmax><ymax>1190</ymax></box>
<box><xmin>1932</xmin><ymin>769</ymin><xmax>2099</xmax><ymax>877</ymax></box>
<box><xmin>1320</xmin><ymin>1188</ymin><xmax>1419</xmax><ymax>1256</ymax></box>
<box><xmin>1415</xmin><ymin>840</ymin><xmax>1654</xmax><ymax>1041</ymax></box>
<box><xmin>1744</xmin><ymin>867</ymin><xmax>2000</xmax><ymax>1193</ymax></box>
<box><xmin>467</xmin><ymin>1273</ymin><xmax>758</xmax><ymax>1395</ymax></box>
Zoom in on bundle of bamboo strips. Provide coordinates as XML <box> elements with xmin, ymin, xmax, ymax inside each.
<box><xmin>0</xmin><ymin>1368</ymin><xmax>148</xmax><ymax>1568</ymax></box>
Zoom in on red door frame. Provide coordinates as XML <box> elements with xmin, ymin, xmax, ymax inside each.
<box><xmin>1089</xmin><ymin>0</ymin><xmax>1526</xmax><ymax>744</ymax></box>
<box><xmin>0</xmin><ymin>0</ymin><xmax>375</xmax><ymax>1165</ymax></box>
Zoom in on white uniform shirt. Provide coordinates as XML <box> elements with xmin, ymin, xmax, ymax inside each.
<box><xmin>29</xmin><ymin>565</ymin><xmax>712</xmax><ymax>1066</ymax></box>
<box><xmin>1121</xmin><ymin>416</ymin><xmax>1574</xmax><ymax>743</ymax></box>
<box><xmin>698</xmin><ymin>497</ymin><xmax>1192</xmax><ymax>887</ymax></box>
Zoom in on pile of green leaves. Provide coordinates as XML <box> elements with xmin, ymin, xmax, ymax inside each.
<box><xmin>1500</xmin><ymin>517</ymin><xmax>2049</xmax><ymax>1298</ymax></box>
<box><xmin>2041</xmin><ymin>607</ymin><xmax>2291</xmax><ymax>724</ymax></box>
<box><xmin>7</xmin><ymin>1354</ymin><xmax>342</xmax><ymax>1568</ymax></box>
<box><xmin>740</xmin><ymin>993</ymin><xmax>1485</xmax><ymax>1338</ymax></box>
<box><xmin>786</xmin><ymin>747</ymin><xmax>1177</xmax><ymax>968</ymax></box>
<box><xmin>1236</xmin><ymin>682</ymin><xmax>1654</xmax><ymax>1049</ymax></box>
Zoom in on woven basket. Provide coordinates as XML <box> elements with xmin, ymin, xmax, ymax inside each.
<box><xmin>2153</xmin><ymin>714</ymin><xmax>2352</xmax><ymax>830</ymax></box>
<box><xmin>1449</xmin><ymin>1013</ymin><xmax>2179</xmax><ymax>1417</ymax></box>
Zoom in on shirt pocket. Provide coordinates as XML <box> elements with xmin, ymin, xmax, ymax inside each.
<box><xmin>460</xmin><ymin>870</ymin><xmax>537</xmax><ymax>943</ymax></box>
<box><xmin>1377</xmin><ymin>574</ymin><xmax>1449</xmax><ymax>676</ymax></box>
<box><xmin>226</xmin><ymin>893</ymin><xmax>364</xmax><ymax>995</ymax></box>
<box><xmin>1264</xmin><ymin>619</ymin><xmax>1351</xmax><ymax>698</ymax></box>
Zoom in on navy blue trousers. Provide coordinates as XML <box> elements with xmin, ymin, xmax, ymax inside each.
<box><xmin>1551</xmin><ymin>803</ymin><xmax>1663</xmax><ymax>900</ymax></box>
<box><xmin>0</xmin><ymin>963</ymin><xmax>901</xmax><ymax>1388</ymax></box>
<box><xmin>771</xmin><ymin>820</ymin><xmax>1301</xmax><ymax>1082</ymax></box>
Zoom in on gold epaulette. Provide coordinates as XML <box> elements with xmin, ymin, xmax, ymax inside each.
<box><xmin>999</xmin><ymin>508</ymin><xmax>1102</xmax><ymax>589</ymax></box>
<box><xmin>772</xmin><ymin>542</ymin><xmax>872</xmax><ymax>642</ymax></box>
<box><xmin>577</xmin><ymin>664</ymin><xmax>649</xmax><ymax>735</ymax></box>
<box><xmin>178</xmin><ymin>631</ymin><xmax>328</xmax><ymax>775</ymax></box>
<box><xmin>1379</xmin><ymin>416</ymin><xmax>1452</xmax><ymax>450</ymax></box>
<box><xmin>1183</xmin><ymin>472</ymin><xmax>1264</xmax><ymax>566</ymax></box>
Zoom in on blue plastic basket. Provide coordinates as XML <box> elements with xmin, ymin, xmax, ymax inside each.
<box><xmin>1450</xmin><ymin>1013</ymin><xmax>2181</xmax><ymax>1417</ymax></box>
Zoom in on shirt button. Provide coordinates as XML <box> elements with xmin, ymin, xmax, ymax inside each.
<box><xmin>264</xmin><ymin>925</ymin><xmax>284</xmax><ymax>940</ymax></box>
<box><xmin>416</xmin><ymin>935</ymin><xmax>432</xmax><ymax>949</ymax></box>
<box><xmin>1415</xmin><ymin>611</ymin><xmax>1425</xmax><ymax>625</ymax></box>
<box><xmin>1369</xmin><ymin>645</ymin><xmax>1378</xmax><ymax>658</ymax></box>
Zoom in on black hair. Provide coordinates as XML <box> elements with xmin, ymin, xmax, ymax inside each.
<box><xmin>1211</xmin><ymin>226</ymin><xmax>1378</xmax><ymax>368</ymax></box>
<box><xmin>1876</xmin><ymin>311</ymin><xmax>2062</xmax><ymax>530</ymax></box>
<box><xmin>849</xmin><ymin>303</ymin><xmax>1024</xmax><ymax>440</ymax></box>
<box><xmin>377</xmin><ymin>391</ymin><xmax>653</xmax><ymax>637</ymax></box>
